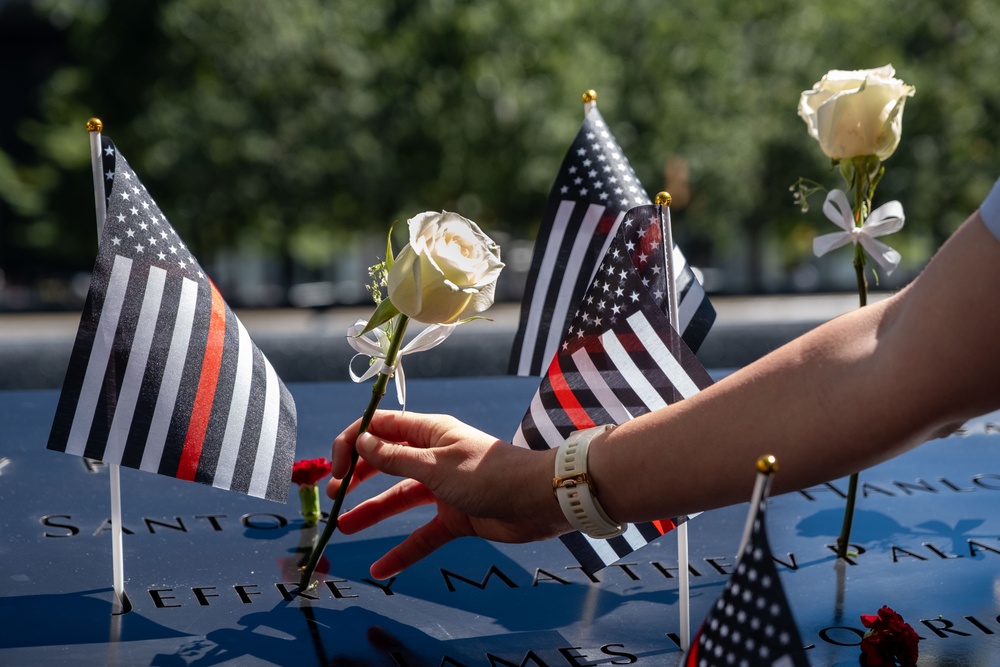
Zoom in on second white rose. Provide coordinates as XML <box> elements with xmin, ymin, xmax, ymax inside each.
<box><xmin>387</xmin><ymin>211</ymin><xmax>505</xmax><ymax>325</ymax></box>
<box><xmin>798</xmin><ymin>64</ymin><xmax>915</xmax><ymax>162</ymax></box>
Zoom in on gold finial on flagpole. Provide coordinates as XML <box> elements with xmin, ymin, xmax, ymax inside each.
<box><xmin>655</xmin><ymin>191</ymin><xmax>672</xmax><ymax>206</ymax></box>
<box><xmin>86</xmin><ymin>118</ymin><xmax>103</xmax><ymax>133</ymax></box>
<box><xmin>582</xmin><ymin>89</ymin><xmax>597</xmax><ymax>104</ymax></box>
<box><xmin>756</xmin><ymin>454</ymin><xmax>778</xmax><ymax>475</ymax></box>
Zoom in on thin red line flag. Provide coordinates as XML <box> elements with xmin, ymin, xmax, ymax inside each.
<box><xmin>47</xmin><ymin>137</ymin><xmax>297</xmax><ymax>503</ymax></box>
<box><xmin>508</xmin><ymin>107</ymin><xmax>715</xmax><ymax>377</ymax></box>
<box><xmin>684</xmin><ymin>478</ymin><xmax>810</xmax><ymax>667</ymax></box>
<box><xmin>513</xmin><ymin>203</ymin><xmax>713</xmax><ymax>573</ymax></box>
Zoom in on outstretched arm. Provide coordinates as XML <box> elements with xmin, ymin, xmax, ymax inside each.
<box><xmin>589</xmin><ymin>212</ymin><xmax>1000</xmax><ymax>524</ymax></box>
<box><xmin>331</xmin><ymin>211</ymin><xmax>1000</xmax><ymax>578</ymax></box>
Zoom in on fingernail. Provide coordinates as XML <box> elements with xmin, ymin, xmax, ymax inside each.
<box><xmin>356</xmin><ymin>432</ymin><xmax>378</xmax><ymax>452</ymax></box>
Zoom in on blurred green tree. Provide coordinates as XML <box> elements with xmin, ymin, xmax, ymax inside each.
<box><xmin>2</xmin><ymin>0</ymin><xmax>998</xmax><ymax>303</ymax></box>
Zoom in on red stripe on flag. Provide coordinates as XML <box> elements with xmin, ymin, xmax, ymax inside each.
<box><xmin>684</xmin><ymin>634</ymin><xmax>700</xmax><ymax>667</ymax></box>
<box><xmin>546</xmin><ymin>355</ymin><xmax>597</xmax><ymax>431</ymax></box>
<box><xmin>176</xmin><ymin>283</ymin><xmax>227</xmax><ymax>481</ymax></box>
<box><xmin>652</xmin><ymin>518</ymin><xmax>676</xmax><ymax>535</ymax></box>
<box><xmin>596</xmin><ymin>212</ymin><xmax>618</xmax><ymax>234</ymax></box>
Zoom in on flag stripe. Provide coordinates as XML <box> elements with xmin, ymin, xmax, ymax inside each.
<box><xmin>539</xmin><ymin>203</ymin><xmax>607</xmax><ymax>369</ymax></box>
<box><xmin>591</xmin><ymin>210</ymin><xmax>624</xmax><ymax>287</ymax></box>
<box><xmin>64</xmin><ymin>254</ymin><xmax>133</xmax><ymax>457</ymax></box>
<box><xmin>228</xmin><ymin>345</ymin><xmax>268</xmax><ymax>495</ymax></box>
<box><xmin>265</xmin><ymin>379</ymin><xmax>297</xmax><ymax>500</ymax></box>
<box><xmin>652</xmin><ymin>519</ymin><xmax>676</xmax><ymax>535</ymax></box>
<box><xmin>213</xmin><ymin>319</ymin><xmax>254</xmax><ymax>492</ymax></box>
<box><xmin>176</xmin><ymin>283</ymin><xmax>227</xmax><ymax>481</ymax></box>
<box><xmin>121</xmin><ymin>271</ymin><xmax>183</xmax><ymax>468</ymax></box>
<box><xmin>194</xmin><ymin>305</ymin><xmax>239</xmax><ymax>486</ymax></box>
<box><xmin>103</xmin><ymin>264</ymin><xmax>167</xmax><ymax>464</ymax></box>
<box><xmin>618</xmin><ymin>524</ymin><xmax>651</xmax><ymax>552</ymax></box>
<box><xmin>526</xmin><ymin>390</ymin><xmax>563</xmax><ymax>451</ymax></box>
<box><xmin>600</xmin><ymin>328</ymin><xmax>668</xmax><ymax>412</ymax></box>
<box><xmin>157</xmin><ymin>273</ymin><xmax>213</xmax><ymax>476</ymax></box>
<box><xmin>547</xmin><ymin>355</ymin><xmax>598</xmax><ymax>431</ymax></box>
<box><xmin>678</xmin><ymin>279</ymin><xmax>704</xmax><ymax>332</ymax></box>
<box><xmin>627</xmin><ymin>312</ymin><xmax>699</xmax><ymax>399</ymax></box>
<box><xmin>139</xmin><ymin>277</ymin><xmax>199</xmax><ymax>473</ymax></box>
<box><xmin>554</xmin><ymin>350</ymin><xmax>619</xmax><ymax>429</ymax></box>
<box><xmin>569</xmin><ymin>347</ymin><xmax>634</xmax><ymax>424</ymax></box>
<box><xmin>248</xmin><ymin>360</ymin><xmax>281</xmax><ymax>498</ymax></box>
<box><xmin>562</xmin><ymin>529</ymin><xmax>619</xmax><ymax>571</ymax></box>
<box><xmin>516</xmin><ymin>200</ymin><xmax>576</xmax><ymax>376</ymax></box>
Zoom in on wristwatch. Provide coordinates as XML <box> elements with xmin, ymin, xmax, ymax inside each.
<box><xmin>552</xmin><ymin>425</ymin><xmax>626</xmax><ymax>539</ymax></box>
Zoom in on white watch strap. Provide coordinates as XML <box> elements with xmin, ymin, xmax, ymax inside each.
<box><xmin>552</xmin><ymin>425</ymin><xmax>626</xmax><ymax>539</ymax></box>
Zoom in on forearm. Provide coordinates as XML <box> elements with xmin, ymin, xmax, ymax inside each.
<box><xmin>587</xmin><ymin>214</ymin><xmax>1000</xmax><ymax>524</ymax></box>
<box><xmin>588</xmin><ymin>301</ymin><xmax>904</xmax><ymax>522</ymax></box>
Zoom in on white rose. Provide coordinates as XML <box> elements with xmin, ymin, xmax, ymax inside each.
<box><xmin>798</xmin><ymin>65</ymin><xmax>915</xmax><ymax>162</ymax></box>
<box><xmin>387</xmin><ymin>211</ymin><xmax>504</xmax><ymax>325</ymax></box>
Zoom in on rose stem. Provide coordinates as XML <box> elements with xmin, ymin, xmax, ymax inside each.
<box><xmin>836</xmin><ymin>164</ymin><xmax>872</xmax><ymax>560</ymax></box>
<box><xmin>298</xmin><ymin>314</ymin><xmax>411</xmax><ymax>589</ymax></box>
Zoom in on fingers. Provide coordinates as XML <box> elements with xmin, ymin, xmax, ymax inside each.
<box><xmin>337</xmin><ymin>478</ymin><xmax>436</xmax><ymax>534</ymax></box>
<box><xmin>369</xmin><ymin>515</ymin><xmax>460</xmax><ymax>580</ymax></box>
<box><xmin>326</xmin><ymin>458</ymin><xmax>379</xmax><ymax>499</ymax></box>
<box><xmin>331</xmin><ymin>410</ymin><xmax>453</xmax><ymax>479</ymax></box>
<box><xmin>331</xmin><ymin>417</ymin><xmax>363</xmax><ymax>479</ymax></box>
<box><xmin>353</xmin><ymin>431</ymin><xmax>436</xmax><ymax>481</ymax></box>
<box><xmin>363</xmin><ymin>410</ymin><xmax>460</xmax><ymax>451</ymax></box>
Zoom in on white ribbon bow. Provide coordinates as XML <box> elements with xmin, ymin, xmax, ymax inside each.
<box><xmin>347</xmin><ymin>319</ymin><xmax>457</xmax><ymax>410</ymax></box>
<box><xmin>813</xmin><ymin>188</ymin><xmax>905</xmax><ymax>275</ymax></box>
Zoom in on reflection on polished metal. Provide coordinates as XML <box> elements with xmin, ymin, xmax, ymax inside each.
<box><xmin>757</xmin><ymin>454</ymin><xmax>778</xmax><ymax>474</ymax></box>
<box><xmin>2</xmin><ymin>377</ymin><xmax>1000</xmax><ymax>664</ymax></box>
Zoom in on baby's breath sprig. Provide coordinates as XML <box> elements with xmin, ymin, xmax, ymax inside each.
<box><xmin>366</xmin><ymin>260</ymin><xmax>388</xmax><ymax>304</ymax></box>
<box><xmin>789</xmin><ymin>177</ymin><xmax>827</xmax><ymax>214</ymax></box>
<box><xmin>365</xmin><ymin>259</ymin><xmax>393</xmax><ymax>338</ymax></box>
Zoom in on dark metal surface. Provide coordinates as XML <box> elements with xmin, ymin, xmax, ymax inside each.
<box><xmin>2</xmin><ymin>378</ymin><xmax>1000</xmax><ymax>665</ymax></box>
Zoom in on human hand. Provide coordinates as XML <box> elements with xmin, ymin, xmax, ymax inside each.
<box><xmin>328</xmin><ymin>410</ymin><xmax>567</xmax><ymax>579</ymax></box>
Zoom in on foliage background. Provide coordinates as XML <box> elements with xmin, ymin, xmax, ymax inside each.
<box><xmin>2</xmin><ymin>0</ymin><xmax>999</xmax><ymax>308</ymax></box>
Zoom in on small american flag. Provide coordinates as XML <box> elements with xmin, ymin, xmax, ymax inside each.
<box><xmin>684</xmin><ymin>477</ymin><xmax>809</xmax><ymax>667</ymax></box>
<box><xmin>47</xmin><ymin>137</ymin><xmax>297</xmax><ymax>502</ymax></box>
<box><xmin>513</xmin><ymin>203</ymin><xmax>713</xmax><ymax>573</ymax></box>
<box><xmin>509</xmin><ymin>107</ymin><xmax>715</xmax><ymax>377</ymax></box>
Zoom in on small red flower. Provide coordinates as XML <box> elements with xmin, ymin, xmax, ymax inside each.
<box><xmin>292</xmin><ymin>458</ymin><xmax>332</xmax><ymax>487</ymax></box>
<box><xmin>860</xmin><ymin>606</ymin><xmax>919</xmax><ymax>667</ymax></box>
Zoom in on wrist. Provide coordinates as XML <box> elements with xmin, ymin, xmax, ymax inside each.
<box><xmin>552</xmin><ymin>425</ymin><xmax>627</xmax><ymax>539</ymax></box>
<box><xmin>585</xmin><ymin>422</ymin><xmax>625</xmax><ymax>523</ymax></box>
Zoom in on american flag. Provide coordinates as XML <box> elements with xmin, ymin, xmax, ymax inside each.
<box><xmin>512</xmin><ymin>203</ymin><xmax>713</xmax><ymax>573</ymax></box>
<box><xmin>509</xmin><ymin>106</ymin><xmax>715</xmax><ymax>377</ymax></box>
<box><xmin>684</xmin><ymin>478</ymin><xmax>809</xmax><ymax>667</ymax></box>
<box><xmin>47</xmin><ymin>137</ymin><xmax>297</xmax><ymax>503</ymax></box>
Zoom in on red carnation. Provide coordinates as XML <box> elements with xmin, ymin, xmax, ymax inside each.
<box><xmin>292</xmin><ymin>458</ymin><xmax>332</xmax><ymax>487</ymax></box>
<box><xmin>292</xmin><ymin>458</ymin><xmax>332</xmax><ymax>527</ymax></box>
<box><xmin>860</xmin><ymin>606</ymin><xmax>919</xmax><ymax>667</ymax></box>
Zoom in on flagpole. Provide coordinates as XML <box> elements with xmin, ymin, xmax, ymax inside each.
<box><xmin>582</xmin><ymin>89</ymin><xmax>597</xmax><ymax>116</ymax></box>
<box><xmin>87</xmin><ymin>118</ymin><xmax>128</xmax><ymax>615</ymax></box>
<box><xmin>655</xmin><ymin>191</ymin><xmax>691</xmax><ymax>651</ymax></box>
<box><xmin>738</xmin><ymin>455</ymin><xmax>777</xmax><ymax>558</ymax></box>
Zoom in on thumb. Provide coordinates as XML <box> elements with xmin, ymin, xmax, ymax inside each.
<box><xmin>355</xmin><ymin>431</ymin><xmax>431</xmax><ymax>480</ymax></box>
